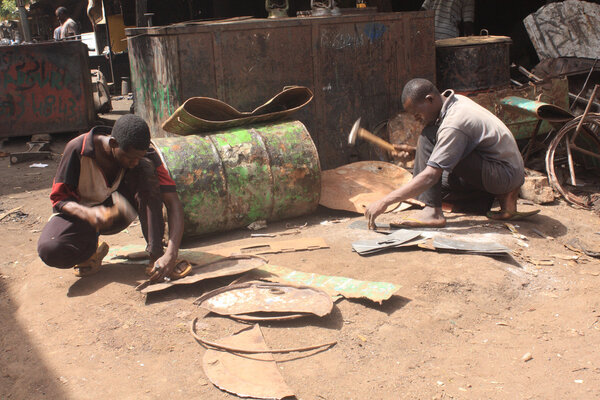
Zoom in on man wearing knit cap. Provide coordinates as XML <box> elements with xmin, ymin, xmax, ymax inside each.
<box><xmin>38</xmin><ymin>115</ymin><xmax>185</xmax><ymax>282</ymax></box>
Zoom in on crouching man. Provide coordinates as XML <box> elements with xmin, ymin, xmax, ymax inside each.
<box><xmin>366</xmin><ymin>78</ymin><xmax>536</xmax><ymax>229</ymax></box>
<box><xmin>37</xmin><ymin>115</ymin><xmax>184</xmax><ymax>281</ymax></box>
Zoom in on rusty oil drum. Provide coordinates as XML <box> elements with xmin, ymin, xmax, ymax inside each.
<box><xmin>153</xmin><ymin>120</ymin><xmax>321</xmax><ymax>237</ymax></box>
<box><xmin>436</xmin><ymin>35</ymin><xmax>512</xmax><ymax>92</ymax></box>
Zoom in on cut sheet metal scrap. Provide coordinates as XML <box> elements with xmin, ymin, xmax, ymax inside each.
<box><xmin>254</xmin><ymin>264</ymin><xmax>400</xmax><ymax>304</ymax></box>
<box><xmin>194</xmin><ymin>282</ymin><xmax>334</xmax><ymax>318</ymax></box>
<box><xmin>139</xmin><ymin>255</ymin><xmax>267</xmax><ymax>294</ymax></box>
<box><xmin>432</xmin><ymin>236</ymin><xmax>511</xmax><ymax>255</ymax></box>
<box><xmin>352</xmin><ymin>229</ymin><xmax>423</xmax><ymax>255</ymax></box>
<box><xmin>206</xmin><ymin>237</ymin><xmax>329</xmax><ymax>257</ymax></box>
<box><xmin>201</xmin><ymin>324</ymin><xmax>295</xmax><ymax>400</ymax></box>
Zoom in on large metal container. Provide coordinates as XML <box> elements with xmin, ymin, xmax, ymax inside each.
<box><xmin>0</xmin><ymin>41</ymin><xmax>95</xmax><ymax>138</ymax></box>
<box><xmin>153</xmin><ymin>120</ymin><xmax>321</xmax><ymax>237</ymax></box>
<box><xmin>436</xmin><ymin>35</ymin><xmax>512</xmax><ymax>92</ymax></box>
<box><xmin>126</xmin><ymin>12</ymin><xmax>435</xmax><ymax>169</ymax></box>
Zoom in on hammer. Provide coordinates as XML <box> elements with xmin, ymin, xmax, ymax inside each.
<box><xmin>348</xmin><ymin>118</ymin><xmax>396</xmax><ymax>153</ymax></box>
<box><xmin>105</xmin><ymin>192</ymin><xmax>137</xmax><ymax>224</ymax></box>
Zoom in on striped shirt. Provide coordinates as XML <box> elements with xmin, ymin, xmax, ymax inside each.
<box><xmin>421</xmin><ymin>0</ymin><xmax>474</xmax><ymax>40</ymax></box>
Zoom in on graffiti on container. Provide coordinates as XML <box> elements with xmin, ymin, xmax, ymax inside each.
<box><xmin>131</xmin><ymin>57</ymin><xmax>179</xmax><ymax>121</ymax></box>
<box><xmin>0</xmin><ymin>51</ymin><xmax>82</xmax><ymax>124</ymax></box>
<box><xmin>320</xmin><ymin>23</ymin><xmax>387</xmax><ymax>50</ymax></box>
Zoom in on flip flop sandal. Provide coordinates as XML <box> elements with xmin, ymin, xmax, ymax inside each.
<box><xmin>74</xmin><ymin>242</ymin><xmax>110</xmax><ymax>277</ymax></box>
<box><xmin>170</xmin><ymin>260</ymin><xmax>193</xmax><ymax>280</ymax></box>
<box><xmin>486</xmin><ymin>209</ymin><xmax>540</xmax><ymax>221</ymax></box>
<box><xmin>390</xmin><ymin>217</ymin><xmax>446</xmax><ymax>228</ymax></box>
<box><xmin>144</xmin><ymin>259</ymin><xmax>193</xmax><ymax>279</ymax></box>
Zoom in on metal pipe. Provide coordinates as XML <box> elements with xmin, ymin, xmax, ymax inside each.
<box><xmin>15</xmin><ymin>0</ymin><xmax>31</xmax><ymax>42</ymax></box>
<box><xmin>573</xmin><ymin>84</ymin><xmax>599</xmax><ymax>143</ymax></box>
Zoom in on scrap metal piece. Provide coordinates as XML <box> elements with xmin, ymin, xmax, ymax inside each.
<box><xmin>320</xmin><ymin>161</ymin><xmax>416</xmax><ymax>213</ymax></box>
<box><xmin>202</xmin><ymin>324</ymin><xmax>295</xmax><ymax>399</ymax></box>
<box><xmin>432</xmin><ymin>236</ymin><xmax>511</xmax><ymax>255</ymax></box>
<box><xmin>195</xmin><ymin>282</ymin><xmax>333</xmax><ymax>318</ymax></box>
<box><xmin>139</xmin><ymin>255</ymin><xmax>267</xmax><ymax>294</ymax></box>
<box><xmin>500</xmin><ymin>97</ymin><xmax>573</xmax><ymax>123</ymax></box>
<box><xmin>207</xmin><ymin>237</ymin><xmax>329</xmax><ymax>257</ymax></box>
<box><xmin>351</xmin><ymin>229</ymin><xmax>424</xmax><ymax>255</ymax></box>
<box><xmin>161</xmin><ymin>86</ymin><xmax>313</xmax><ymax>134</ymax></box>
<box><xmin>254</xmin><ymin>264</ymin><xmax>400</xmax><ymax>304</ymax></box>
<box><xmin>524</xmin><ymin>0</ymin><xmax>600</xmax><ymax>60</ymax></box>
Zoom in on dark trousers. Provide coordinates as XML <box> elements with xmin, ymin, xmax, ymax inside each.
<box><xmin>414</xmin><ymin>125</ymin><xmax>494</xmax><ymax>212</ymax></box>
<box><xmin>37</xmin><ymin>158</ymin><xmax>165</xmax><ymax>268</ymax></box>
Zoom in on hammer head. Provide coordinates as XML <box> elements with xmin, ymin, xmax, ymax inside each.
<box><xmin>348</xmin><ymin>117</ymin><xmax>362</xmax><ymax>146</ymax></box>
<box><xmin>111</xmin><ymin>192</ymin><xmax>137</xmax><ymax>223</ymax></box>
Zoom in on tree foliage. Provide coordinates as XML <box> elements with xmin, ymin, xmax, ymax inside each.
<box><xmin>0</xmin><ymin>0</ymin><xmax>18</xmax><ymax>21</ymax></box>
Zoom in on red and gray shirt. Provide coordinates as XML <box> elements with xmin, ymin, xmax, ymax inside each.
<box><xmin>50</xmin><ymin>126</ymin><xmax>176</xmax><ymax>212</ymax></box>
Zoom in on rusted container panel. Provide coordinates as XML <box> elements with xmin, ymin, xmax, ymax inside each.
<box><xmin>0</xmin><ymin>41</ymin><xmax>95</xmax><ymax>138</ymax></box>
<box><xmin>127</xmin><ymin>12</ymin><xmax>435</xmax><ymax>169</ymax></box>
<box><xmin>153</xmin><ymin>120</ymin><xmax>320</xmax><ymax>237</ymax></box>
<box><xmin>436</xmin><ymin>36</ymin><xmax>511</xmax><ymax>92</ymax></box>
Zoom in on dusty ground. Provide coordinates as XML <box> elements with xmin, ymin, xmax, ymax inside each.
<box><xmin>1</xmin><ymin>116</ymin><xmax>600</xmax><ymax>399</ymax></box>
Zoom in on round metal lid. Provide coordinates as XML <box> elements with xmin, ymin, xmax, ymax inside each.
<box><xmin>435</xmin><ymin>35</ymin><xmax>512</xmax><ymax>48</ymax></box>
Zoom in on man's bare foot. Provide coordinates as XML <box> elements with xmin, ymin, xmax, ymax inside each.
<box><xmin>390</xmin><ymin>206</ymin><xmax>446</xmax><ymax>228</ymax></box>
<box><xmin>487</xmin><ymin>188</ymin><xmax>519</xmax><ymax>220</ymax></box>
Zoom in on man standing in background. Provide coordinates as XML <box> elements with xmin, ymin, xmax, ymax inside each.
<box><xmin>421</xmin><ymin>0</ymin><xmax>474</xmax><ymax>40</ymax></box>
<box><xmin>55</xmin><ymin>6</ymin><xmax>79</xmax><ymax>40</ymax></box>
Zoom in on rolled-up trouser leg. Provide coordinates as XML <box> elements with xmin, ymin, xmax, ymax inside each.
<box><xmin>37</xmin><ymin>213</ymin><xmax>98</xmax><ymax>268</ymax></box>
<box><xmin>414</xmin><ymin>124</ymin><xmax>442</xmax><ymax>208</ymax></box>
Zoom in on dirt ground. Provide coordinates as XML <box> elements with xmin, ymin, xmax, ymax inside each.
<box><xmin>1</xmin><ymin>120</ymin><xmax>600</xmax><ymax>399</ymax></box>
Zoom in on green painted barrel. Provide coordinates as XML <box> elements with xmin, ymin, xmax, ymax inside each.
<box><xmin>153</xmin><ymin>120</ymin><xmax>321</xmax><ymax>237</ymax></box>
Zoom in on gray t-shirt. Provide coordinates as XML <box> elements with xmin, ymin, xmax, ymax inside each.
<box><xmin>427</xmin><ymin>90</ymin><xmax>524</xmax><ymax>194</ymax></box>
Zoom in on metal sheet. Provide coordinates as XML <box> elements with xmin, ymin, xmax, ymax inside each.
<box><xmin>436</xmin><ymin>38</ymin><xmax>511</xmax><ymax>91</ymax></box>
<box><xmin>195</xmin><ymin>282</ymin><xmax>334</xmax><ymax>317</ymax></box>
<box><xmin>352</xmin><ymin>229</ymin><xmax>423</xmax><ymax>255</ymax></box>
<box><xmin>465</xmin><ymin>78</ymin><xmax>570</xmax><ymax>140</ymax></box>
<box><xmin>320</xmin><ymin>161</ymin><xmax>413</xmax><ymax>213</ymax></box>
<box><xmin>524</xmin><ymin>0</ymin><xmax>600</xmax><ymax>60</ymax></box>
<box><xmin>500</xmin><ymin>96</ymin><xmax>573</xmax><ymax>122</ymax></box>
<box><xmin>254</xmin><ymin>264</ymin><xmax>401</xmax><ymax>303</ymax></box>
<box><xmin>140</xmin><ymin>255</ymin><xmax>266</xmax><ymax>294</ymax></box>
<box><xmin>0</xmin><ymin>41</ymin><xmax>95</xmax><ymax>138</ymax></box>
<box><xmin>161</xmin><ymin>86</ymin><xmax>313</xmax><ymax>134</ymax></box>
<box><xmin>203</xmin><ymin>324</ymin><xmax>295</xmax><ymax>399</ymax></box>
<box><xmin>432</xmin><ymin>236</ymin><xmax>511</xmax><ymax>255</ymax></box>
<box><xmin>126</xmin><ymin>12</ymin><xmax>435</xmax><ymax>169</ymax></box>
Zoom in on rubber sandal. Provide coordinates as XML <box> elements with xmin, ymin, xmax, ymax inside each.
<box><xmin>486</xmin><ymin>209</ymin><xmax>540</xmax><ymax>221</ymax></box>
<box><xmin>145</xmin><ymin>259</ymin><xmax>193</xmax><ymax>279</ymax></box>
<box><xmin>74</xmin><ymin>242</ymin><xmax>110</xmax><ymax>277</ymax></box>
<box><xmin>170</xmin><ymin>260</ymin><xmax>192</xmax><ymax>280</ymax></box>
<box><xmin>390</xmin><ymin>217</ymin><xmax>446</xmax><ymax>228</ymax></box>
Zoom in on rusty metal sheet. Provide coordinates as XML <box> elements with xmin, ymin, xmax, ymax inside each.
<box><xmin>465</xmin><ymin>78</ymin><xmax>570</xmax><ymax>140</ymax></box>
<box><xmin>140</xmin><ymin>255</ymin><xmax>267</xmax><ymax>294</ymax></box>
<box><xmin>206</xmin><ymin>237</ymin><xmax>329</xmax><ymax>257</ymax></box>
<box><xmin>195</xmin><ymin>282</ymin><xmax>333</xmax><ymax>318</ymax></box>
<box><xmin>161</xmin><ymin>86</ymin><xmax>313</xmax><ymax>134</ymax></box>
<box><xmin>524</xmin><ymin>0</ymin><xmax>600</xmax><ymax>60</ymax></box>
<box><xmin>436</xmin><ymin>36</ymin><xmax>511</xmax><ymax>91</ymax></box>
<box><xmin>203</xmin><ymin>324</ymin><xmax>295</xmax><ymax>399</ymax></box>
<box><xmin>0</xmin><ymin>41</ymin><xmax>95</xmax><ymax>138</ymax></box>
<box><xmin>126</xmin><ymin>12</ymin><xmax>435</xmax><ymax>169</ymax></box>
<box><xmin>320</xmin><ymin>161</ymin><xmax>413</xmax><ymax>213</ymax></box>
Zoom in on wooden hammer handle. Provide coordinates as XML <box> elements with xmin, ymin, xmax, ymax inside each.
<box><xmin>358</xmin><ymin>128</ymin><xmax>396</xmax><ymax>153</ymax></box>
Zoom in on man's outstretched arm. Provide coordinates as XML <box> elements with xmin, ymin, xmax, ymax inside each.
<box><xmin>364</xmin><ymin>166</ymin><xmax>442</xmax><ymax>228</ymax></box>
<box><xmin>150</xmin><ymin>191</ymin><xmax>184</xmax><ymax>281</ymax></box>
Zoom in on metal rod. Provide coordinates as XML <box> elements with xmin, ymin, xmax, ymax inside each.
<box><xmin>565</xmin><ymin>136</ymin><xmax>577</xmax><ymax>186</ymax></box>
<box><xmin>573</xmin><ymin>84</ymin><xmax>599</xmax><ymax>143</ymax></box>
<box><xmin>517</xmin><ymin>65</ymin><xmax>542</xmax><ymax>82</ymax></box>
<box><xmin>570</xmin><ymin>145</ymin><xmax>600</xmax><ymax>160</ymax></box>
<box><xmin>570</xmin><ymin>58</ymin><xmax>598</xmax><ymax>112</ymax></box>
